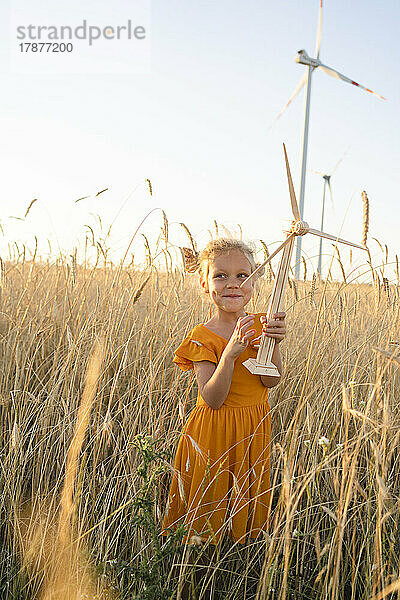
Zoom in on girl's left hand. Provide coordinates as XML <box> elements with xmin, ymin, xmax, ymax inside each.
<box><xmin>260</xmin><ymin>312</ymin><xmax>286</xmax><ymax>344</ymax></box>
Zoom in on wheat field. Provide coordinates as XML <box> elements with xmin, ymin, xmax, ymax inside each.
<box><xmin>1</xmin><ymin>230</ymin><xmax>400</xmax><ymax>600</ymax></box>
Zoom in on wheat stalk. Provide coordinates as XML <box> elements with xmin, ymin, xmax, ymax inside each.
<box><xmin>382</xmin><ymin>277</ymin><xmax>390</xmax><ymax>303</ymax></box>
<box><xmin>58</xmin><ymin>338</ymin><xmax>104</xmax><ymax>544</ymax></box>
<box><xmin>362</xmin><ymin>190</ymin><xmax>369</xmax><ymax>247</ymax></box>
<box><xmin>334</xmin><ymin>246</ymin><xmax>346</xmax><ymax>283</ymax></box>
<box><xmin>310</xmin><ymin>273</ymin><xmax>317</xmax><ymax>308</ymax></box>
<box><xmin>291</xmin><ymin>277</ymin><xmax>298</xmax><ymax>302</ymax></box>
<box><xmin>70</xmin><ymin>248</ymin><xmax>77</xmax><ymax>287</ymax></box>
<box><xmin>302</xmin><ymin>257</ymin><xmax>307</xmax><ymax>281</ymax></box>
<box><xmin>0</xmin><ymin>256</ymin><xmax>4</xmax><ymax>289</ymax></box>
<box><xmin>162</xmin><ymin>210</ymin><xmax>169</xmax><ymax>250</ymax></box>
<box><xmin>260</xmin><ymin>239</ymin><xmax>275</xmax><ymax>282</ymax></box>
<box><xmin>142</xmin><ymin>233</ymin><xmax>152</xmax><ymax>267</ymax></box>
<box><xmin>180</xmin><ymin>223</ymin><xmax>197</xmax><ymax>253</ymax></box>
<box><xmin>132</xmin><ymin>273</ymin><xmax>151</xmax><ymax>305</ymax></box>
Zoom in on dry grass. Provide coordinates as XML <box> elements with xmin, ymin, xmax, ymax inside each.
<box><xmin>1</xmin><ymin>239</ymin><xmax>400</xmax><ymax>600</ymax></box>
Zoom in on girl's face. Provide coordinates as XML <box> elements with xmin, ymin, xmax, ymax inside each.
<box><xmin>201</xmin><ymin>250</ymin><xmax>255</xmax><ymax>315</ymax></box>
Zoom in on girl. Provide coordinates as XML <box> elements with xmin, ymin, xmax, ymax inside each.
<box><xmin>161</xmin><ymin>238</ymin><xmax>286</xmax><ymax>548</ymax></box>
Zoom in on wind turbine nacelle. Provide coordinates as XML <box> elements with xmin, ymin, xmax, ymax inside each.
<box><xmin>295</xmin><ymin>49</ymin><xmax>319</xmax><ymax>68</ymax></box>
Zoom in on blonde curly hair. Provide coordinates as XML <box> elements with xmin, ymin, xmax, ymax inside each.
<box><xmin>180</xmin><ymin>238</ymin><xmax>264</xmax><ymax>287</ymax></box>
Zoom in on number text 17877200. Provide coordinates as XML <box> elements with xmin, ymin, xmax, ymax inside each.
<box><xmin>19</xmin><ymin>42</ymin><xmax>73</xmax><ymax>53</ymax></box>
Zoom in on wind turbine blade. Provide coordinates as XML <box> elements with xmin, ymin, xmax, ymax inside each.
<box><xmin>327</xmin><ymin>180</ymin><xmax>334</xmax><ymax>210</ymax></box>
<box><xmin>283</xmin><ymin>144</ymin><xmax>301</xmax><ymax>221</ymax></box>
<box><xmin>239</xmin><ymin>233</ymin><xmax>296</xmax><ymax>287</ymax></box>
<box><xmin>315</xmin><ymin>0</ymin><xmax>323</xmax><ymax>60</ymax></box>
<box><xmin>331</xmin><ymin>147</ymin><xmax>349</xmax><ymax>175</ymax></box>
<box><xmin>308</xmin><ymin>228</ymin><xmax>366</xmax><ymax>250</ymax></box>
<box><xmin>269</xmin><ymin>74</ymin><xmax>307</xmax><ymax>129</ymax></box>
<box><xmin>319</xmin><ymin>64</ymin><xmax>386</xmax><ymax>100</ymax></box>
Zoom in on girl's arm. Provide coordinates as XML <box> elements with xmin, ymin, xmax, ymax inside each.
<box><xmin>193</xmin><ymin>357</ymin><xmax>233</xmax><ymax>410</ymax></box>
<box><xmin>193</xmin><ymin>314</ymin><xmax>256</xmax><ymax>410</ymax></box>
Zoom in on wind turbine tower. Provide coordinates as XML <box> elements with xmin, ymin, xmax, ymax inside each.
<box><xmin>274</xmin><ymin>1</ymin><xmax>386</xmax><ymax>279</ymax></box>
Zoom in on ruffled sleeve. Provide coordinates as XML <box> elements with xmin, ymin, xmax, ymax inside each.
<box><xmin>173</xmin><ymin>332</ymin><xmax>218</xmax><ymax>371</ymax></box>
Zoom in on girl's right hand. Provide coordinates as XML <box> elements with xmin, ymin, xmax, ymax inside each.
<box><xmin>224</xmin><ymin>315</ymin><xmax>256</xmax><ymax>361</ymax></box>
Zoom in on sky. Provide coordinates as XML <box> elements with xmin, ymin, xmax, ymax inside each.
<box><xmin>0</xmin><ymin>0</ymin><xmax>399</xmax><ymax>281</ymax></box>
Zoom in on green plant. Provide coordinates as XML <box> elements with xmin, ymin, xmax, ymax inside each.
<box><xmin>98</xmin><ymin>434</ymin><xmax>188</xmax><ymax>600</ymax></box>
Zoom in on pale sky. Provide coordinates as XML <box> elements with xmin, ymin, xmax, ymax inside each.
<box><xmin>1</xmin><ymin>0</ymin><xmax>398</xmax><ymax>281</ymax></box>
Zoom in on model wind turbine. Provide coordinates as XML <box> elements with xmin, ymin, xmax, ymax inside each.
<box><xmin>240</xmin><ymin>144</ymin><xmax>367</xmax><ymax>377</ymax></box>
<box><xmin>312</xmin><ymin>149</ymin><xmax>347</xmax><ymax>277</ymax></box>
<box><xmin>273</xmin><ymin>0</ymin><xmax>385</xmax><ymax>279</ymax></box>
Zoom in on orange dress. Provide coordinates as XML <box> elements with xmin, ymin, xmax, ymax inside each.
<box><xmin>161</xmin><ymin>313</ymin><xmax>272</xmax><ymax>546</ymax></box>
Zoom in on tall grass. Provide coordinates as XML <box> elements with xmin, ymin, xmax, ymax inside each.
<box><xmin>1</xmin><ymin>235</ymin><xmax>400</xmax><ymax>599</ymax></box>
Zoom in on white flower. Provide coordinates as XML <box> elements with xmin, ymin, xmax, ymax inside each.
<box><xmin>189</xmin><ymin>535</ymin><xmax>204</xmax><ymax>546</ymax></box>
<box><xmin>304</xmin><ymin>440</ymin><xmax>311</xmax><ymax>448</ymax></box>
<box><xmin>318</xmin><ymin>436</ymin><xmax>330</xmax><ymax>448</ymax></box>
